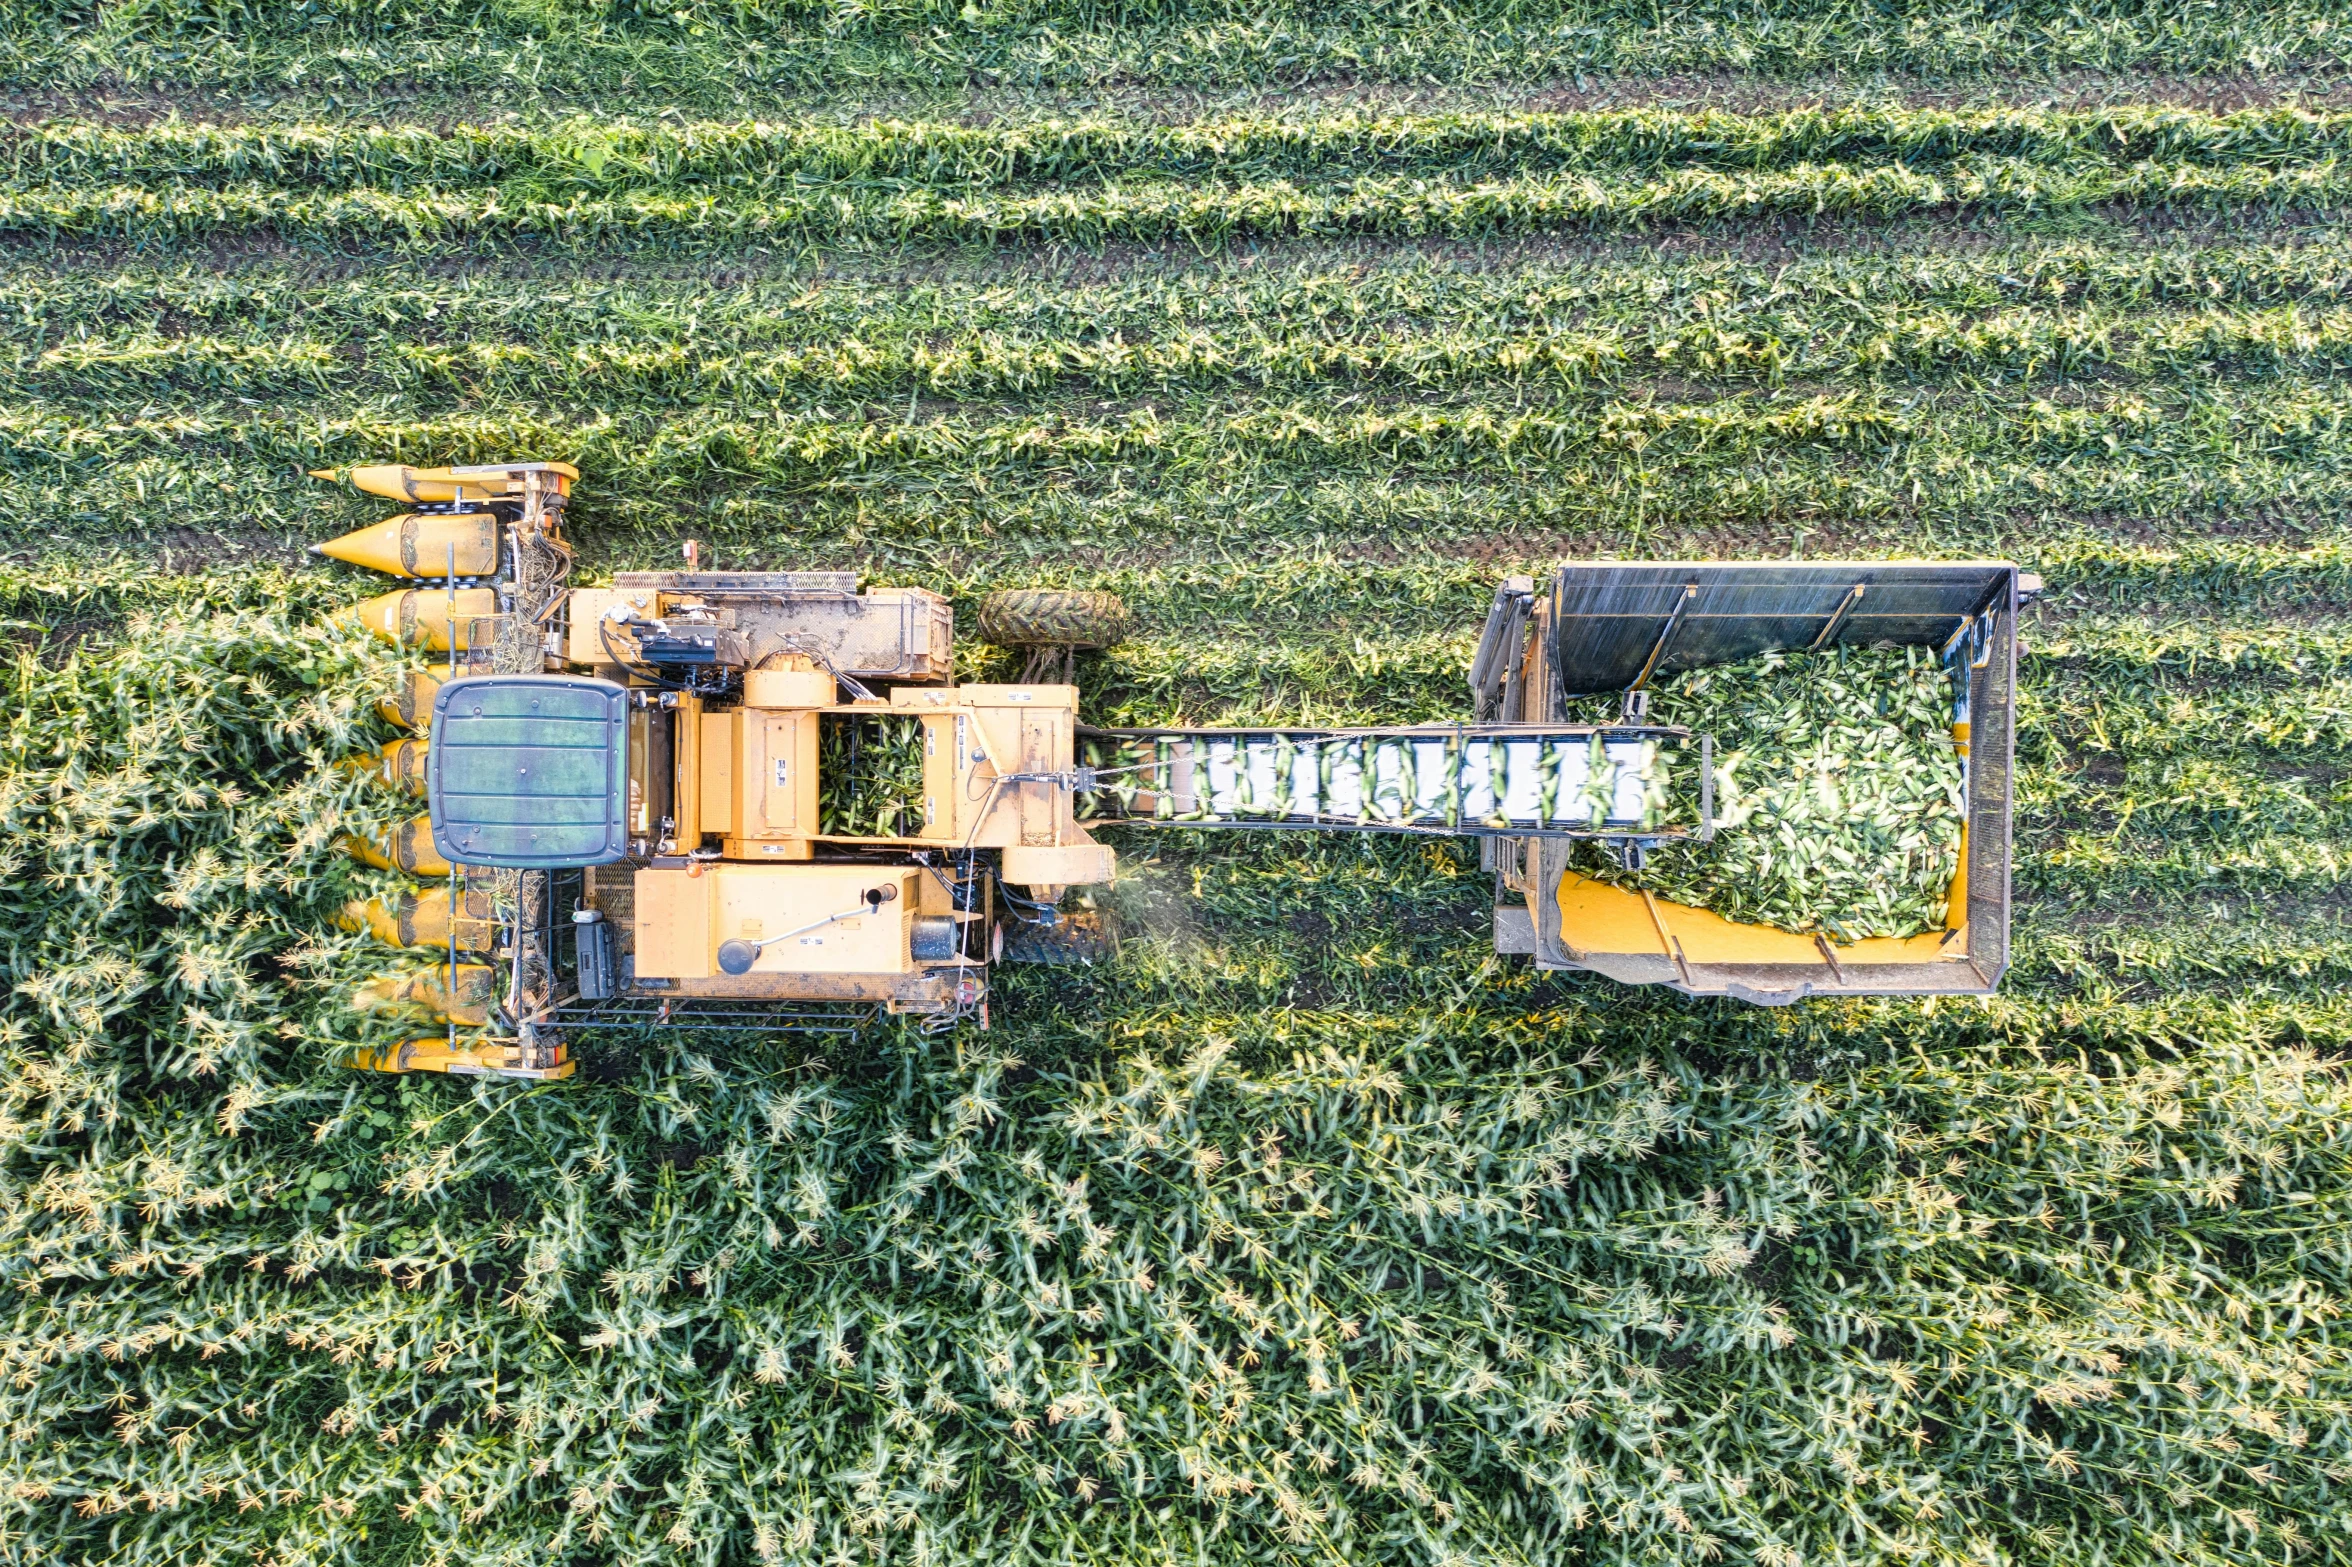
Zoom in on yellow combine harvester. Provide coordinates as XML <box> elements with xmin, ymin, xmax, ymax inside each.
<box><xmin>320</xmin><ymin>463</ymin><xmax>2027</xmax><ymax>1077</ymax></box>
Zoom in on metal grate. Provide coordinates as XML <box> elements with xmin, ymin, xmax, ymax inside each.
<box><xmin>553</xmin><ymin>999</ymin><xmax>879</xmax><ymax>1034</ymax></box>
<box><xmin>1549</xmin><ymin>562</ymin><xmax>2013</xmax><ymax>695</ymax></box>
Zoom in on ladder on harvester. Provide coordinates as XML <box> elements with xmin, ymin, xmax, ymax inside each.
<box><xmin>1076</xmin><ymin>724</ymin><xmax>1714</xmax><ymax>844</ymax></box>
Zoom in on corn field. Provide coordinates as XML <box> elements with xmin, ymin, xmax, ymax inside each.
<box><xmin>2</xmin><ymin>1</ymin><xmax>2351</xmax><ymax>1564</ymax></box>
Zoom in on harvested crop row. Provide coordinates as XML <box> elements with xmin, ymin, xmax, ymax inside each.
<box><xmin>2</xmin><ymin>159</ymin><xmax>2343</xmax><ymax>246</ymax></box>
<box><xmin>12</xmin><ymin>106</ymin><xmax>2352</xmax><ymax>189</ymax></box>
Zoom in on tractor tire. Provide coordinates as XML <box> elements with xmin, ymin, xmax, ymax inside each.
<box><xmin>975</xmin><ymin>590</ymin><xmax>1131</xmax><ymax>650</ymax></box>
<box><xmin>999</xmin><ymin>909</ymin><xmax>1116</xmax><ymax>965</ymax></box>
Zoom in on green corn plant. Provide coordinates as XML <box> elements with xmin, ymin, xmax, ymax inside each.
<box><xmin>818</xmin><ymin>714</ymin><xmax>929</xmax><ymax>838</ymax></box>
<box><xmin>11</xmin><ymin>106</ymin><xmax>2352</xmax><ymax>192</ymax></box>
<box><xmin>0</xmin><ymin>158</ymin><xmax>2343</xmax><ymax>249</ymax></box>
<box><xmin>0</xmin><ymin>0</ymin><xmax>2342</xmax><ymax>109</ymax></box>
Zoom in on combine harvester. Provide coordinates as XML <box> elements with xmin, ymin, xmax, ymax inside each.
<box><xmin>321</xmin><ymin>463</ymin><xmax>2029</xmax><ymax>1078</ymax></box>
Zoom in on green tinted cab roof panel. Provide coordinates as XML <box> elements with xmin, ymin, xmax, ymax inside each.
<box><xmin>428</xmin><ymin>675</ymin><xmax>631</xmax><ymax>869</ymax></box>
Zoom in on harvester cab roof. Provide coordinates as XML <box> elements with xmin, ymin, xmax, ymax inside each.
<box><xmin>426</xmin><ymin>675</ymin><xmax>630</xmax><ymax>870</ymax></box>
<box><xmin>315</xmin><ymin>462</ymin><xmax>2027</xmax><ymax>1081</ymax></box>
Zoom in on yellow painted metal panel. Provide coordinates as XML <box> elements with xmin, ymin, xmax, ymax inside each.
<box><xmin>672</xmin><ymin>695</ymin><xmax>702</xmax><ymax>848</ymax></box>
<box><xmin>1555</xmin><ymin>872</ymin><xmax>1967</xmax><ymax>967</ymax></box>
<box><xmin>918</xmin><ymin>714</ymin><xmax>955</xmax><ymax>840</ymax></box>
<box><xmin>1554</xmin><ymin>873</ymin><xmax>1669</xmax><ymax>959</ymax></box>
<box><xmin>711</xmin><ymin>865</ymin><xmax>916</xmax><ymax>976</ymax></box>
<box><xmin>633</xmin><ymin>867</ymin><xmax>715</xmax><ymax>979</ymax></box>
<box><xmin>738</xmin><ymin>711</ymin><xmax>816</xmax><ymax>837</ymax></box>
<box><xmin>1946</xmin><ymin>824</ymin><xmax>1969</xmax><ymax>920</ymax></box>
<box><xmin>342</xmin><ymin>588</ymin><xmax>500</xmax><ymax>653</ymax></box>
<box><xmin>343</xmin><ymin>737</ymin><xmax>428</xmax><ymax>796</ymax></box>
<box><xmin>378</xmin><ymin>670</ymin><xmax>443</xmax><ymax>731</ymax></box>
<box><xmin>1017</xmin><ymin>709</ymin><xmax>1063</xmax><ymax>847</ymax></box>
<box><xmin>698</xmin><ymin>710</ymin><xmax>734</xmax><ymax>835</ymax></box>
<box><xmin>1002</xmin><ymin>841</ymin><xmax>1116</xmax><ymax>889</ymax></box>
<box><xmin>353</xmin><ymin>963</ymin><xmax>495</xmax><ymax>1025</ymax></box>
<box><xmin>342</xmin><ymin>814</ymin><xmax>451</xmax><ymax>876</ymax></box>
<box><xmin>313</xmin><ymin>512</ymin><xmax>498</xmax><ymax>578</ymax></box>
<box><xmin>321</xmin><ymin>461</ymin><xmax>578</xmax><ymax>504</ymax></box>
<box><xmin>348</xmin><ymin>1036</ymin><xmax>574</xmax><ymax>1079</ymax></box>
<box><xmin>337</xmin><ymin>888</ymin><xmax>497</xmax><ymax>952</ymax></box>
<box><xmin>902</xmin><ymin>683</ymin><xmax>1078</xmax><ymax>711</ymax></box>
<box><xmin>743</xmin><ymin>669</ymin><xmax>833</xmax><ymax>707</ymax></box>
<box><xmin>563</xmin><ymin>586</ymin><xmax>658</xmax><ymax>664</ymax></box>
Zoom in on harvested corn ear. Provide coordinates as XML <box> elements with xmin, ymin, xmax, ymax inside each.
<box><xmin>1568</xmin><ymin>644</ymin><xmax>1965</xmax><ymax>941</ymax></box>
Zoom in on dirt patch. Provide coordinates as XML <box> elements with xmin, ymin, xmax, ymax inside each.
<box><xmin>1510</xmin><ymin>71</ymin><xmax>2352</xmax><ymax>116</ymax></box>
<box><xmin>2030</xmin><ymin>597</ymin><xmax>2352</xmax><ymax>634</ymax></box>
<box><xmin>742</xmin><ymin>205</ymin><xmax>2343</xmax><ymax>285</ymax></box>
<box><xmin>0</xmin><ymin>526</ymin><xmax>303</xmax><ymax>583</ymax></box>
<box><xmin>1</xmin><ymin>610</ymin><xmax>115</xmax><ymax>657</ymax></box>
<box><xmin>143</xmin><ymin>525</ymin><xmax>290</xmax><ymax>575</ymax></box>
<box><xmin>2059</xmin><ymin>886</ymin><xmax>2352</xmax><ymax>930</ymax></box>
<box><xmin>1063</xmin><ymin>70</ymin><xmax>2352</xmax><ymax>121</ymax></box>
<box><xmin>1284</xmin><ymin>908</ymin><xmax>1335</xmax><ymax>948</ymax></box>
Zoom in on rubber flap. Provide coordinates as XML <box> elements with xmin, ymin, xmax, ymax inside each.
<box><xmin>428</xmin><ymin>675</ymin><xmax>630</xmax><ymax>868</ymax></box>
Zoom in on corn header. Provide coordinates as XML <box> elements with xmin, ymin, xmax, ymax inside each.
<box><xmin>318</xmin><ymin>463</ymin><xmax>2026</xmax><ymax>1077</ymax></box>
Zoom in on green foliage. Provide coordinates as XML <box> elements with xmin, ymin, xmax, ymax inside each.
<box><xmin>18</xmin><ymin>106</ymin><xmax>2352</xmax><ymax>188</ymax></box>
<box><xmin>818</xmin><ymin>712</ymin><xmax>929</xmax><ymax>836</ymax></box>
<box><xmin>2</xmin><ymin>42</ymin><xmax>2352</xmax><ymax>1567</ymax></box>
<box><xmin>0</xmin><ymin>168</ymin><xmax>2224</xmax><ymax>246</ymax></box>
<box><xmin>30</xmin><ymin>243</ymin><xmax>2352</xmax><ymax>408</ymax></box>
<box><xmin>0</xmin><ymin>567</ymin><xmax>402</xmax><ymax>1116</ymax></box>
<box><xmin>0</xmin><ymin>0</ymin><xmax>2341</xmax><ymax>101</ymax></box>
<box><xmin>6</xmin><ymin>106</ymin><xmax>2352</xmax><ymax>247</ymax></box>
